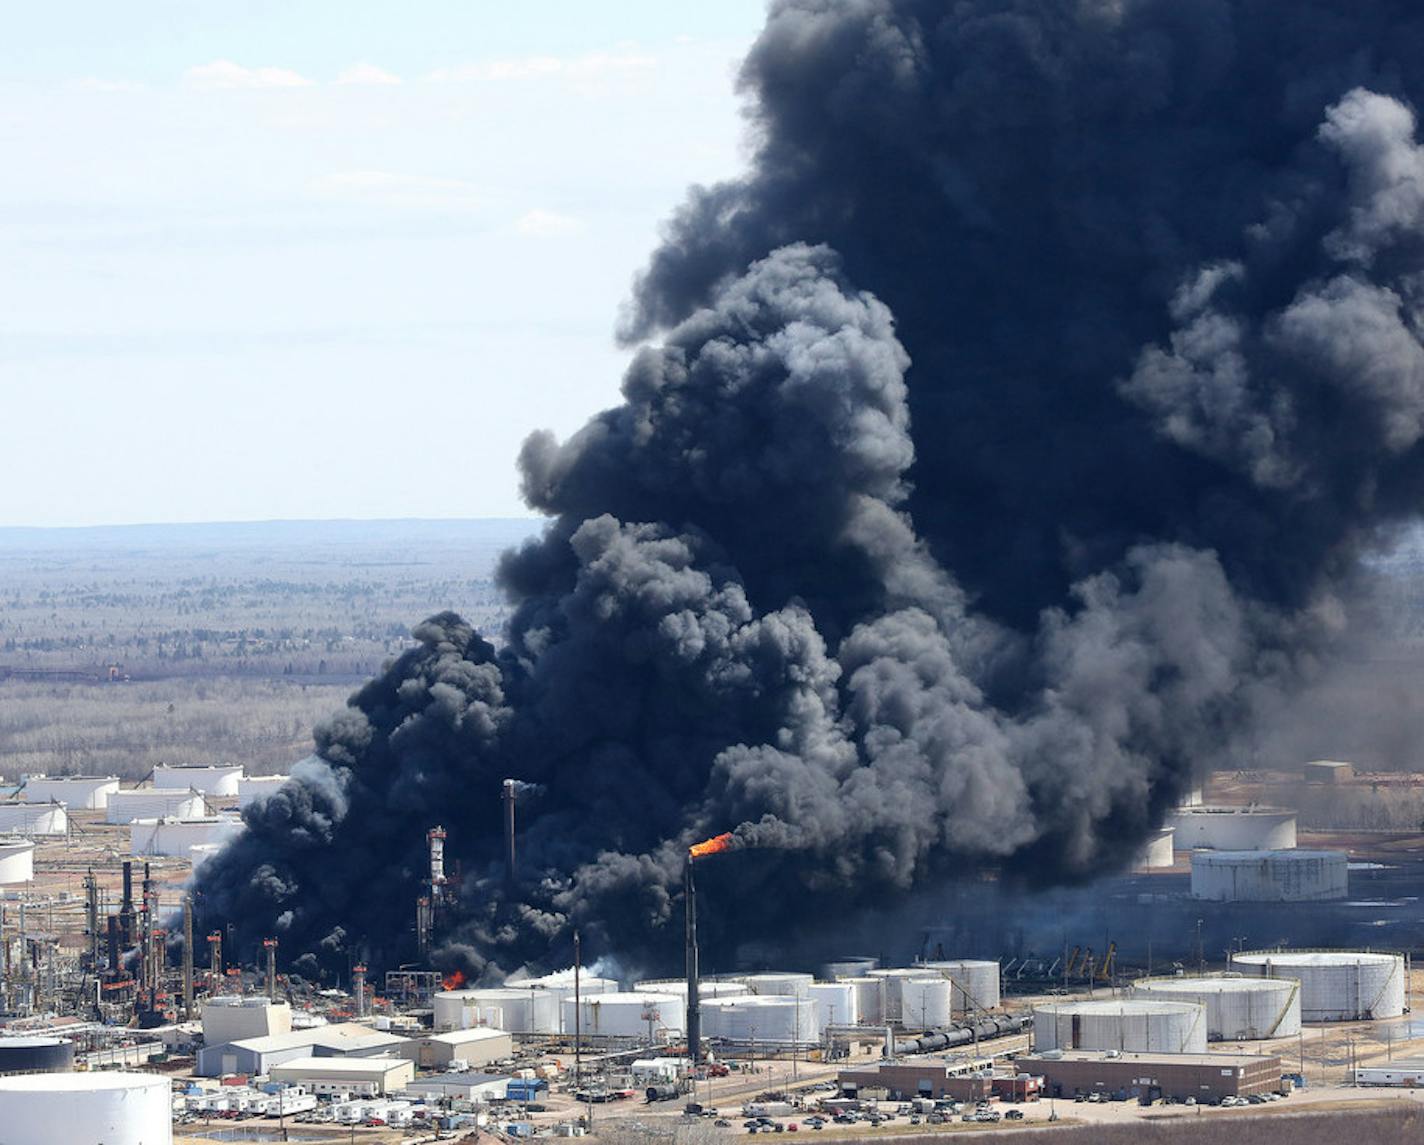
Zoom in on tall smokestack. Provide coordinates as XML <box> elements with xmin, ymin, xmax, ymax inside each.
<box><xmin>685</xmin><ymin>858</ymin><xmax>700</xmax><ymax>1065</ymax></box>
<box><xmin>502</xmin><ymin>779</ymin><xmax>517</xmax><ymax>890</ymax></box>
<box><xmin>119</xmin><ymin>861</ymin><xmax>134</xmax><ymax>948</ymax></box>
<box><xmin>353</xmin><ymin>963</ymin><xmax>367</xmax><ymax>1018</ymax></box>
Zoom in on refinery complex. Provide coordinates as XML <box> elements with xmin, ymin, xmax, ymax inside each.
<box><xmin>0</xmin><ymin>761</ymin><xmax>1422</xmax><ymax>1142</ymax></box>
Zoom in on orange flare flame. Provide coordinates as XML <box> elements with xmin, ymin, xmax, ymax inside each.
<box><xmin>443</xmin><ymin>970</ymin><xmax>466</xmax><ymax>990</ymax></box>
<box><xmin>689</xmin><ymin>832</ymin><xmax>734</xmax><ymax>860</ymax></box>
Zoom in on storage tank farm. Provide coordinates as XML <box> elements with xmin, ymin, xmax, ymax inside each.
<box><xmin>1033</xmin><ymin>999</ymin><xmax>1208</xmax><ymax>1053</ymax></box>
<box><xmin>0</xmin><ymin>1072</ymin><xmax>172</xmax><ymax>1145</ymax></box>
<box><xmin>1230</xmin><ymin>951</ymin><xmax>1407</xmax><ymax>1020</ymax></box>
<box><xmin>916</xmin><ymin>959</ymin><xmax>1003</xmax><ymax>1016</ymax></box>
<box><xmin>1129</xmin><ymin>976</ymin><xmax>1302</xmax><ymax>1039</ymax></box>
<box><xmin>839</xmin><ymin>977</ymin><xmax>886</xmax><ymax>1025</ymax></box>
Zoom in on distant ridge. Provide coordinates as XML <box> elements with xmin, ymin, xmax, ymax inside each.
<box><xmin>0</xmin><ymin>518</ymin><xmax>545</xmax><ymax>551</ymax></box>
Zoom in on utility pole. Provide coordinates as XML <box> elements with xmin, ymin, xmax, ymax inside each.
<box><xmin>573</xmin><ymin>930</ymin><xmax>582</xmax><ymax>1088</ymax></box>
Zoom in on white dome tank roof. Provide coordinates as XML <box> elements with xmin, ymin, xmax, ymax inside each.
<box><xmin>1034</xmin><ymin>999</ymin><xmax>1207</xmax><ymax>1054</ymax></box>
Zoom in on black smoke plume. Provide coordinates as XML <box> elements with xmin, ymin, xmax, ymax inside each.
<box><xmin>196</xmin><ymin>0</ymin><xmax>1424</xmax><ymax>978</ymax></box>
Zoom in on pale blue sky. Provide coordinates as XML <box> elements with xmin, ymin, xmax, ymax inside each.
<box><xmin>0</xmin><ymin>2</ymin><xmax>768</xmax><ymax>526</ymax></box>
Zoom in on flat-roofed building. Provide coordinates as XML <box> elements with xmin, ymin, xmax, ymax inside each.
<box><xmin>269</xmin><ymin>1054</ymin><xmax>414</xmax><ymax>1096</ymax></box>
<box><xmin>403</xmin><ymin>1072</ymin><xmax>511</xmax><ymax>1102</ymax></box>
<box><xmin>196</xmin><ymin>1021</ymin><xmax>408</xmax><ymax>1077</ymax></box>
<box><xmin>838</xmin><ymin>1060</ymin><xmax>994</xmax><ymax>1103</ymax></box>
<box><xmin>1302</xmin><ymin>760</ymin><xmax>1354</xmax><ymax>784</ymax></box>
<box><xmin>396</xmin><ymin>1027</ymin><xmax>512</xmax><ymax>1070</ymax></box>
<box><xmin>1018</xmin><ymin>1050</ymin><xmax>1283</xmax><ymax>1104</ymax></box>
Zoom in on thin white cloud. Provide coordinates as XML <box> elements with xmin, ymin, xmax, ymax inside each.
<box><xmin>514</xmin><ymin>209</ymin><xmax>584</xmax><ymax>237</ymax></box>
<box><xmin>334</xmin><ymin>63</ymin><xmax>401</xmax><ymax>87</ymax></box>
<box><xmin>428</xmin><ymin>50</ymin><xmax>656</xmax><ymax>84</ymax></box>
<box><xmin>311</xmin><ymin>170</ymin><xmax>484</xmax><ymax>212</ymax></box>
<box><xmin>185</xmin><ymin>60</ymin><xmax>314</xmax><ymax>90</ymax></box>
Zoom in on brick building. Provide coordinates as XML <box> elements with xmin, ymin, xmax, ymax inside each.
<box><xmin>1018</xmin><ymin>1050</ymin><xmax>1283</xmax><ymax>1104</ymax></box>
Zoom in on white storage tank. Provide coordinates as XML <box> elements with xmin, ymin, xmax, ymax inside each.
<box><xmin>1033</xmin><ymin>1000</ymin><xmax>1207</xmax><ymax>1053</ymax></box>
<box><xmin>0</xmin><ymin>839</ymin><xmax>35</xmax><ymax>884</ymax></box>
<box><xmin>1167</xmin><ymin>806</ymin><xmax>1296</xmax><ymax>850</ymax></box>
<box><xmin>1191</xmin><ymin>849</ymin><xmax>1348</xmax><ymax>902</ymax></box>
<box><xmin>740</xmin><ymin>972</ymin><xmax>814</xmax><ymax>998</ymax></box>
<box><xmin>188</xmin><ymin>843</ymin><xmax>223</xmax><ymax>872</ymax></box>
<box><xmin>433</xmin><ymin>987</ymin><xmax>560</xmax><ymax>1033</ymax></box>
<box><xmin>152</xmin><ymin>763</ymin><xmax>245</xmax><ymax>796</ymax></box>
<box><xmin>1136</xmin><ymin>826</ymin><xmax>1177</xmax><ymax>869</ymax></box>
<box><xmin>563</xmin><ymin>992</ymin><xmax>683</xmax><ymax>1039</ymax></box>
<box><xmin>917</xmin><ymin>960</ymin><xmax>1002</xmax><ymax>1015</ymax></box>
<box><xmin>807</xmin><ymin>981</ymin><xmax>858</xmax><ymax>1028</ymax></box>
<box><xmin>237</xmin><ymin>775</ymin><xmax>289</xmax><ymax>807</ymax></box>
<box><xmin>130</xmin><ymin>816</ymin><xmax>245</xmax><ymax>856</ymax></box>
<box><xmin>840</xmin><ymin>977</ymin><xmax>886</xmax><ymax>1025</ymax></box>
<box><xmin>899</xmin><ymin>977</ymin><xmax>953</xmax><ymax>1029</ymax></box>
<box><xmin>1129</xmin><ymin>975</ymin><xmax>1301</xmax><ymax>1039</ymax></box>
<box><xmin>701</xmin><ymin>995</ymin><xmax>819</xmax><ymax>1044</ymax></box>
<box><xmin>0</xmin><ymin>1071</ymin><xmax>172</xmax><ymax>1145</ymax></box>
<box><xmin>106</xmin><ymin>789</ymin><xmax>205</xmax><ymax>824</ymax></box>
<box><xmin>0</xmin><ymin>802</ymin><xmax>67</xmax><ymax>836</ymax></box>
<box><xmin>1231</xmin><ymin>951</ymin><xmax>1406</xmax><ymax>1020</ymax></box>
<box><xmin>867</xmin><ymin>968</ymin><xmax>928</xmax><ymax>1022</ymax></box>
<box><xmin>634</xmin><ymin>978</ymin><xmax>748</xmax><ymax>1000</ymax></box>
<box><xmin>20</xmin><ymin>775</ymin><xmax>119</xmax><ymax>810</ymax></box>
<box><xmin>821</xmin><ymin>956</ymin><xmax>879</xmax><ymax>980</ymax></box>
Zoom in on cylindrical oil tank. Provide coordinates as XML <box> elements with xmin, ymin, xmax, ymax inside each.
<box><xmin>1136</xmin><ymin>826</ymin><xmax>1177</xmax><ymax>869</ymax></box>
<box><xmin>701</xmin><ymin>995</ymin><xmax>819</xmax><ymax>1044</ymax></box>
<box><xmin>1033</xmin><ymin>1000</ymin><xmax>1207</xmax><ymax>1053</ymax></box>
<box><xmin>1231</xmin><ymin>951</ymin><xmax>1406</xmax><ymax>1020</ymax></box>
<box><xmin>237</xmin><ymin>775</ymin><xmax>288</xmax><ymax>807</ymax></box>
<box><xmin>0</xmin><ymin>1071</ymin><xmax>172</xmax><ymax>1145</ymax></box>
<box><xmin>0</xmin><ymin>1036</ymin><xmax>75</xmax><ymax>1073</ymax></box>
<box><xmin>106</xmin><ymin>790</ymin><xmax>204</xmax><ymax>825</ymax></box>
<box><xmin>1191</xmin><ymin>850</ymin><xmax>1348</xmax><ymax>902</ymax></box>
<box><xmin>563</xmin><ymin>992</ymin><xmax>683</xmax><ymax>1039</ymax></box>
<box><xmin>740</xmin><ymin>972</ymin><xmax>814</xmax><ymax>998</ymax></box>
<box><xmin>821</xmin><ymin>956</ymin><xmax>879</xmax><ymax>980</ymax></box>
<box><xmin>899</xmin><ymin>978</ymin><xmax>953</xmax><ymax>1029</ymax></box>
<box><xmin>519</xmin><ymin>971</ymin><xmax>619</xmax><ymax>1019</ymax></box>
<box><xmin>807</xmin><ymin>982</ymin><xmax>858</xmax><ymax>1028</ymax></box>
<box><xmin>1129</xmin><ymin>976</ymin><xmax>1301</xmax><ymax>1039</ymax></box>
<box><xmin>20</xmin><ymin>776</ymin><xmax>119</xmax><ymax>810</ymax></box>
<box><xmin>0</xmin><ymin>803</ymin><xmax>67</xmax><ymax>836</ymax></box>
<box><xmin>0</xmin><ymin>839</ymin><xmax>35</xmax><ymax>885</ymax></box>
<box><xmin>433</xmin><ymin>987</ymin><xmax>560</xmax><ymax>1033</ymax></box>
<box><xmin>129</xmin><ymin>816</ymin><xmax>245</xmax><ymax>857</ymax></box>
<box><xmin>867</xmin><ymin>968</ymin><xmax>928</xmax><ymax>1022</ymax></box>
<box><xmin>917</xmin><ymin>960</ymin><xmax>1002</xmax><ymax>1015</ymax></box>
<box><xmin>152</xmin><ymin>763</ymin><xmax>244</xmax><ymax>796</ymax></box>
<box><xmin>840</xmin><ymin>977</ymin><xmax>885</xmax><ymax>1025</ymax></box>
<box><xmin>634</xmin><ymin>978</ymin><xmax>748</xmax><ymax>1000</ymax></box>
<box><xmin>1167</xmin><ymin>807</ymin><xmax>1297</xmax><ymax>850</ymax></box>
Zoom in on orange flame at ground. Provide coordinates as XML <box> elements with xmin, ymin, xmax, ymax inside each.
<box><xmin>443</xmin><ymin>970</ymin><xmax>466</xmax><ymax>990</ymax></box>
<box><xmin>689</xmin><ymin>832</ymin><xmax>734</xmax><ymax>860</ymax></box>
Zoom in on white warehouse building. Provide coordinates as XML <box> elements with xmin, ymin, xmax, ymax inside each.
<box><xmin>152</xmin><ymin>763</ymin><xmax>245</xmax><ymax>797</ymax></box>
<box><xmin>20</xmin><ymin>775</ymin><xmax>119</xmax><ymax>810</ymax></box>
<box><xmin>1231</xmin><ymin>951</ymin><xmax>1406</xmax><ymax>1021</ymax></box>
<box><xmin>1167</xmin><ymin>806</ymin><xmax>1297</xmax><ymax>851</ymax></box>
<box><xmin>1034</xmin><ymin>1000</ymin><xmax>1207</xmax><ymax>1054</ymax></box>
<box><xmin>1191</xmin><ymin>850</ymin><xmax>1348</xmax><ymax>902</ymax></box>
<box><xmin>1129</xmin><ymin>976</ymin><xmax>1301</xmax><ymax>1040</ymax></box>
<box><xmin>0</xmin><ymin>802</ymin><xmax>68</xmax><ymax>837</ymax></box>
<box><xmin>106</xmin><ymin>789</ymin><xmax>205</xmax><ymax>824</ymax></box>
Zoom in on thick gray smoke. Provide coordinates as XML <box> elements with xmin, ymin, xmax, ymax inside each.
<box><xmin>196</xmin><ymin>0</ymin><xmax>1424</xmax><ymax>978</ymax></box>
